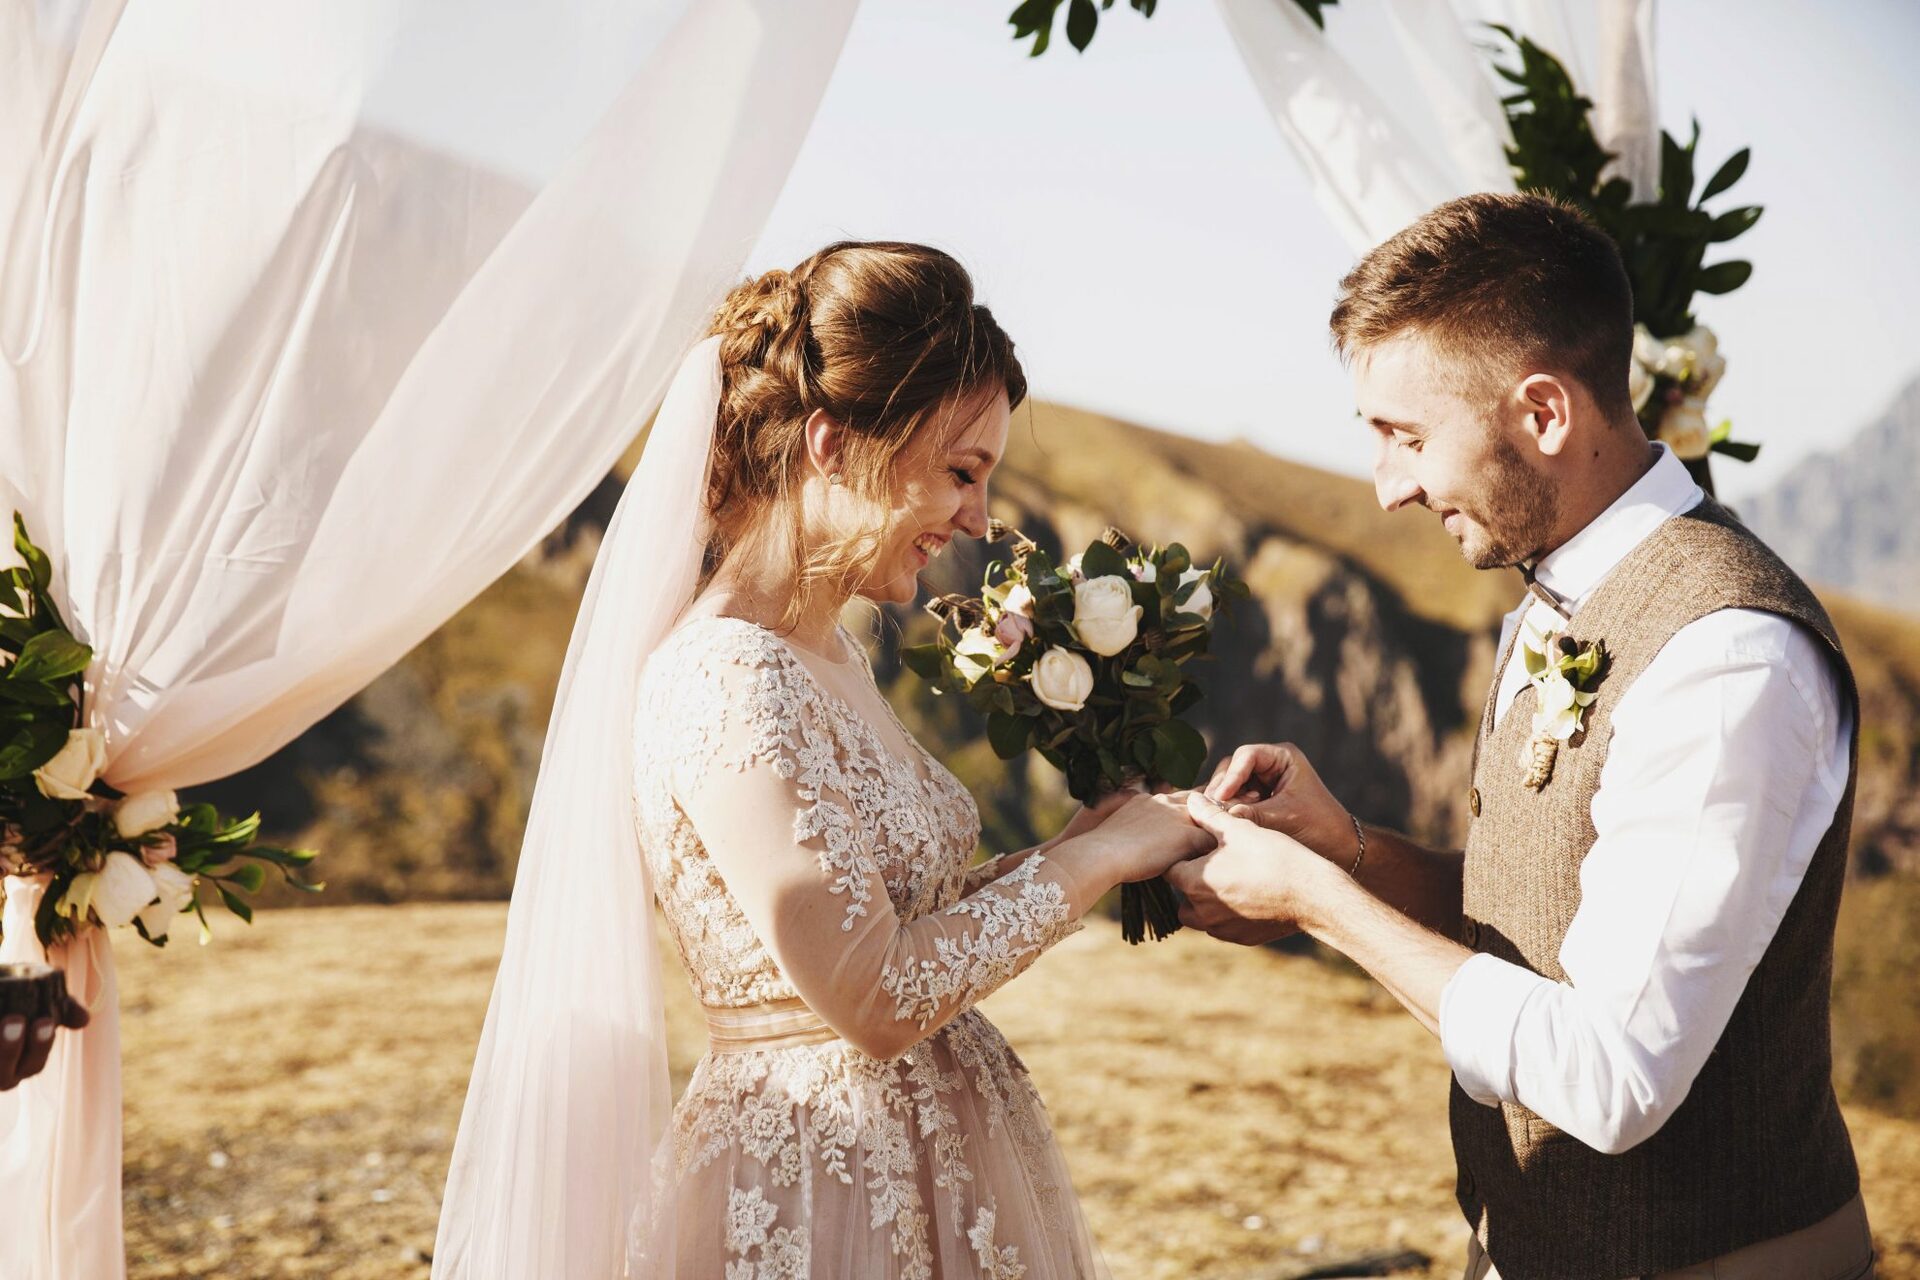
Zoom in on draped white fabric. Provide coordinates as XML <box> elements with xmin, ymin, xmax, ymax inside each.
<box><xmin>0</xmin><ymin>1</ymin><xmax>857</xmax><ymax>1275</ymax></box>
<box><xmin>1215</xmin><ymin>0</ymin><xmax>1660</xmax><ymax>251</ymax></box>
<box><xmin>432</xmin><ymin>339</ymin><xmax>722</xmax><ymax>1279</ymax></box>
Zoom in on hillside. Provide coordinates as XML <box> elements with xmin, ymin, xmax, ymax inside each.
<box><xmin>194</xmin><ymin>400</ymin><xmax>1920</xmax><ymax>1114</ymax></box>
<box><xmin>114</xmin><ymin>904</ymin><xmax>1920</xmax><ymax>1279</ymax></box>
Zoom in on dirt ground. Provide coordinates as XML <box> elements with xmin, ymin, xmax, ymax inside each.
<box><xmin>116</xmin><ymin>904</ymin><xmax>1920</xmax><ymax>1279</ymax></box>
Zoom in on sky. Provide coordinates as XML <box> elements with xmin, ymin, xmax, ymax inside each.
<box><xmin>745</xmin><ymin>0</ymin><xmax>1920</xmax><ymax>502</ymax></box>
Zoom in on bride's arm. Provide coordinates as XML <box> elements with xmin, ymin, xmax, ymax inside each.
<box><xmin>958</xmin><ymin>789</ymin><xmax>1136</xmax><ymax>894</ymax></box>
<box><xmin>667</xmin><ymin>650</ymin><xmax>1190</xmax><ymax>1060</ymax></box>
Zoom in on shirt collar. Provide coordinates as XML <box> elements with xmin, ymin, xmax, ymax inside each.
<box><xmin>1530</xmin><ymin>444</ymin><xmax>1702</xmax><ymax>608</ymax></box>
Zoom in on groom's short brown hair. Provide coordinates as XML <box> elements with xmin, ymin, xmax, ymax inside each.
<box><xmin>1330</xmin><ymin>192</ymin><xmax>1635</xmax><ymax>417</ymax></box>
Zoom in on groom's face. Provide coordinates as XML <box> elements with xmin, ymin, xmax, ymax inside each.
<box><xmin>1353</xmin><ymin>334</ymin><xmax>1558</xmax><ymax>570</ymax></box>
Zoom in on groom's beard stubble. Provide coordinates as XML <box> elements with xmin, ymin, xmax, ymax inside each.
<box><xmin>1448</xmin><ymin>436</ymin><xmax>1559</xmax><ymax>571</ymax></box>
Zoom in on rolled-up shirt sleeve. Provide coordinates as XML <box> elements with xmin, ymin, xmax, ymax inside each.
<box><xmin>1438</xmin><ymin>608</ymin><xmax>1850</xmax><ymax>1155</ymax></box>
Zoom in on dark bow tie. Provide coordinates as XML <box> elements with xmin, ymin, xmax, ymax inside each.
<box><xmin>1519</xmin><ymin>561</ymin><xmax>1573</xmax><ymax>622</ymax></box>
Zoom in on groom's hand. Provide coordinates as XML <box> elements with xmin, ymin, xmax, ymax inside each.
<box><xmin>1166</xmin><ymin>793</ymin><xmax>1339</xmax><ymax>946</ymax></box>
<box><xmin>1204</xmin><ymin>742</ymin><xmax>1359</xmax><ymax>870</ymax></box>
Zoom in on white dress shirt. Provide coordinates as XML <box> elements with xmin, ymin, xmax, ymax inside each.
<box><xmin>1437</xmin><ymin>445</ymin><xmax>1853</xmax><ymax>1155</ymax></box>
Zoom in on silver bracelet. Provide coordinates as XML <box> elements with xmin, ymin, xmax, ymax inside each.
<box><xmin>1345</xmin><ymin>812</ymin><xmax>1367</xmax><ymax>880</ymax></box>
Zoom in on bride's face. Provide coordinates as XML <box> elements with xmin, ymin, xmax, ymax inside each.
<box><xmin>856</xmin><ymin>389</ymin><xmax>1011</xmax><ymax>606</ymax></box>
<box><xmin>1355</xmin><ymin>333</ymin><xmax>1558</xmax><ymax>570</ymax></box>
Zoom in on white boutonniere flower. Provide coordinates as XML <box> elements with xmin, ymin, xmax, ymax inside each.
<box><xmin>1519</xmin><ymin>622</ymin><xmax>1605</xmax><ymax>790</ymax></box>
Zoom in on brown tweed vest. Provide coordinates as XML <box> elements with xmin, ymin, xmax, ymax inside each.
<box><xmin>1452</xmin><ymin>497</ymin><xmax>1861</xmax><ymax>1280</ymax></box>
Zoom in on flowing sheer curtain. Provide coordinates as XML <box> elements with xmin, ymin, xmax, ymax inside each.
<box><xmin>0</xmin><ymin>1</ymin><xmax>858</xmax><ymax>1275</ymax></box>
<box><xmin>1214</xmin><ymin>0</ymin><xmax>1659</xmax><ymax>252</ymax></box>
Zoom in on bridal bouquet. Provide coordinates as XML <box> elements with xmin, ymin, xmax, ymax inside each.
<box><xmin>902</xmin><ymin>522</ymin><xmax>1247</xmax><ymax>943</ymax></box>
<box><xmin>1</xmin><ymin>514</ymin><xmax>321</xmax><ymax>948</ymax></box>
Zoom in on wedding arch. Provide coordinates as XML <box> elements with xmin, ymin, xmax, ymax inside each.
<box><xmin>2</xmin><ymin>1</ymin><xmax>1725</xmax><ymax>1275</ymax></box>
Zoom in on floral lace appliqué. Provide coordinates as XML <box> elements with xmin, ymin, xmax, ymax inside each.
<box><xmin>879</xmin><ymin>857</ymin><xmax>1078</xmax><ymax>1029</ymax></box>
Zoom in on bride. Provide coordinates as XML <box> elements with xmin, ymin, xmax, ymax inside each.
<box><xmin>433</xmin><ymin>241</ymin><xmax>1211</xmax><ymax>1279</ymax></box>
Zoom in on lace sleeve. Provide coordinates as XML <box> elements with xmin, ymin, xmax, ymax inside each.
<box><xmin>666</xmin><ymin>629</ymin><xmax>1092</xmax><ymax>1060</ymax></box>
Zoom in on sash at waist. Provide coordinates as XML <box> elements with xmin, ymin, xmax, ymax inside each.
<box><xmin>702</xmin><ymin>997</ymin><xmax>841</xmax><ymax>1053</ymax></box>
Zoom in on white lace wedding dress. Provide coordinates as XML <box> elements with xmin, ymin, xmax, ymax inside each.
<box><xmin>631</xmin><ymin>615</ymin><xmax>1110</xmax><ymax>1278</ymax></box>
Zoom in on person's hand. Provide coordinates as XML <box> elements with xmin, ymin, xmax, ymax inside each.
<box><xmin>0</xmin><ymin>992</ymin><xmax>89</xmax><ymax>1092</ymax></box>
<box><xmin>1203</xmin><ymin>742</ymin><xmax>1358</xmax><ymax>869</ymax></box>
<box><xmin>1048</xmin><ymin>785</ymin><xmax>1141</xmax><ymax>850</ymax></box>
<box><xmin>1075</xmin><ymin>790</ymin><xmax>1216</xmax><ymax>886</ymax></box>
<box><xmin>1166</xmin><ymin>792</ymin><xmax>1339</xmax><ymax>945</ymax></box>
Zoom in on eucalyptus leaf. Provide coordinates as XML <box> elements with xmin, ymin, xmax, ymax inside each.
<box><xmin>988</xmin><ymin>711</ymin><xmax>1031</xmax><ymax>760</ymax></box>
<box><xmin>1150</xmin><ymin>720</ymin><xmax>1207</xmax><ymax>788</ymax></box>
<box><xmin>1079</xmin><ymin>539</ymin><xmax>1129</xmax><ymax>581</ymax></box>
<box><xmin>899</xmin><ymin>644</ymin><xmax>945</xmax><ymax>680</ymax></box>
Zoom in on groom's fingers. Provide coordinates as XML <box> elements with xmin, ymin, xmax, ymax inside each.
<box><xmin>1206</xmin><ymin>745</ymin><xmax>1266</xmax><ymax>801</ymax></box>
<box><xmin>1208</xmin><ymin>743</ymin><xmax>1301</xmax><ymax>803</ymax></box>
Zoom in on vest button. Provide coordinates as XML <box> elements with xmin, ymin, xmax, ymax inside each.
<box><xmin>1463</xmin><ymin>919</ymin><xmax>1479</xmax><ymax>946</ymax></box>
<box><xmin>1469</xmin><ymin>787</ymin><xmax>1481</xmax><ymax>817</ymax></box>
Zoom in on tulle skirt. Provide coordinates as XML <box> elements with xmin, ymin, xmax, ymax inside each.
<box><xmin>650</xmin><ymin>1008</ymin><xmax>1107</xmax><ymax>1279</ymax></box>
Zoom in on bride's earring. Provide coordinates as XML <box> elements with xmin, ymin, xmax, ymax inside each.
<box><xmin>828</xmin><ymin>472</ymin><xmax>844</xmax><ymax>486</ymax></box>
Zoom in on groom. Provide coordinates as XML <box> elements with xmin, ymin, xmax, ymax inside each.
<box><xmin>1166</xmin><ymin>193</ymin><xmax>1875</xmax><ymax>1279</ymax></box>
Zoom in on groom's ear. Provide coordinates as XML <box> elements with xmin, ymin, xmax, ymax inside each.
<box><xmin>1516</xmin><ymin>373</ymin><xmax>1576</xmax><ymax>458</ymax></box>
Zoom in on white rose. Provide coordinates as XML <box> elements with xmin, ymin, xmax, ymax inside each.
<box><xmin>137</xmin><ymin>863</ymin><xmax>197</xmax><ymax>941</ymax></box>
<box><xmin>1656</xmin><ymin>341</ymin><xmax>1695</xmax><ymax>381</ymax></box>
<box><xmin>90</xmin><ymin>851</ymin><xmax>158</xmax><ymax>929</ymax></box>
<box><xmin>1691</xmin><ymin>352</ymin><xmax>1726</xmax><ymax>399</ymax></box>
<box><xmin>1029</xmin><ymin>647</ymin><xmax>1095</xmax><ymax>713</ymax></box>
<box><xmin>34</xmin><ymin>728</ymin><xmax>108</xmax><ymax>801</ymax></box>
<box><xmin>113</xmin><ymin>789</ymin><xmax>180</xmax><ymax>839</ymax></box>
<box><xmin>1532</xmin><ymin>671</ymin><xmax>1597</xmax><ymax>742</ymax></box>
<box><xmin>1000</xmin><ymin>583</ymin><xmax>1035</xmax><ymax>618</ymax></box>
<box><xmin>1680</xmin><ymin>324</ymin><xmax>1718</xmax><ymax>365</ymax></box>
<box><xmin>1627</xmin><ymin>358</ymin><xmax>1655</xmax><ymax>413</ymax></box>
<box><xmin>1631</xmin><ymin>325</ymin><xmax>1665</xmax><ymax>372</ymax></box>
<box><xmin>1177</xmin><ymin>568</ymin><xmax>1214</xmax><ymax>621</ymax></box>
<box><xmin>1657</xmin><ymin>398</ymin><xmax>1712</xmax><ymax>460</ymax></box>
<box><xmin>953</xmin><ymin>627</ymin><xmax>1007</xmax><ymax>678</ymax></box>
<box><xmin>1072</xmin><ymin>576</ymin><xmax>1143</xmax><ymax>656</ymax></box>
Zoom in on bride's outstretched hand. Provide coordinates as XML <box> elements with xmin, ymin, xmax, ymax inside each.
<box><xmin>1068</xmin><ymin>790</ymin><xmax>1216</xmax><ymax>888</ymax></box>
<box><xmin>1203</xmin><ymin>742</ymin><xmax>1359</xmax><ymax>868</ymax></box>
<box><xmin>1048</xmin><ymin>784</ymin><xmax>1142</xmax><ymax>849</ymax></box>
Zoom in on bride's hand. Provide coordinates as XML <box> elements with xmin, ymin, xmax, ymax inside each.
<box><xmin>1070</xmin><ymin>790</ymin><xmax>1216</xmax><ymax>887</ymax></box>
<box><xmin>1047</xmin><ymin>785</ymin><xmax>1140</xmax><ymax>850</ymax></box>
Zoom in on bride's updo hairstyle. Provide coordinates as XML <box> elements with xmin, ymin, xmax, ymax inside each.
<box><xmin>702</xmin><ymin>240</ymin><xmax>1026</xmax><ymax>632</ymax></box>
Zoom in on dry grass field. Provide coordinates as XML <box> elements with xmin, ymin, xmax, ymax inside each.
<box><xmin>118</xmin><ymin>904</ymin><xmax>1920</xmax><ymax>1279</ymax></box>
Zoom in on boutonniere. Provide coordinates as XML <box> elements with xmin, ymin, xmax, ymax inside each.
<box><xmin>1519</xmin><ymin>620</ymin><xmax>1607</xmax><ymax>791</ymax></box>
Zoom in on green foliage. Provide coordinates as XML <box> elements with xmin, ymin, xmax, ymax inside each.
<box><xmin>1491</xmin><ymin>27</ymin><xmax>1761</xmax><ymax>339</ymax></box>
<box><xmin>1008</xmin><ymin>0</ymin><xmax>1336</xmax><ymax>54</ymax></box>
<box><xmin>1008</xmin><ymin>0</ymin><xmax>1155</xmax><ymax>57</ymax></box>
<box><xmin>0</xmin><ymin>515</ymin><xmax>320</xmax><ymax>948</ymax></box>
